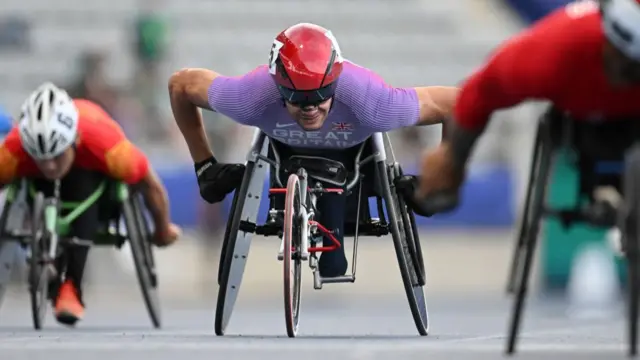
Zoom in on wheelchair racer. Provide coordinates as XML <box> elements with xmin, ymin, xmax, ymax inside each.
<box><xmin>417</xmin><ymin>0</ymin><xmax>640</xmax><ymax>219</ymax></box>
<box><xmin>169</xmin><ymin>22</ymin><xmax>458</xmax><ymax>278</ymax></box>
<box><xmin>0</xmin><ymin>82</ymin><xmax>181</xmax><ymax>326</ymax></box>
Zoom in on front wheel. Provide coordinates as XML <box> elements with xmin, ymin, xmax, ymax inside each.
<box><xmin>283</xmin><ymin>174</ymin><xmax>303</xmax><ymax>338</ymax></box>
<box><xmin>29</xmin><ymin>192</ymin><xmax>50</xmax><ymax>330</ymax></box>
<box><xmin>379</xmin><ymin>162</ymin><xmax>428</xmax><ymax>336</ymax></box>
<box><xmin>122</xmin><ymin>197</ymin><xmax>161</xmax><ymax>329</ymax></box>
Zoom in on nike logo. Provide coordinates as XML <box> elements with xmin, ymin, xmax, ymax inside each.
<box><xmin>275</xmin><ymin>123</ymin><xmax>296</xmax><ymax>128</ymax></box>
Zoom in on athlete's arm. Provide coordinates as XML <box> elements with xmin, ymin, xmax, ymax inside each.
<box><xmin>0</xmin><ymin>129</ymin><xmax>29</xmax><ymax>190</ymax></box>
<box><xmin>132</xmin><ymin>166</ymin><xmax>171</xmax><ymax>233</ymax></box>
<box><xmin>412</xmin><ymin>86</ymin><xmax>459</xmax><ymax>127</ymax></box>
<box><xmin>168</xmin><ymin>68</ymin><xmax>219</xmax><ymax>163</ymax></box>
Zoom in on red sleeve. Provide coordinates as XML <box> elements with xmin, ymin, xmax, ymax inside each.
<box><xmin>74</xmin><ymin>99</ymin><xmax>150</xmax><ymax>185</ymax></box>
<box><xmin>454</xmin><ymin>19</ymin><xmax>566</xmax><ymax>131</ymax></box>
<box><xmin>104</xmin><ymin>140</ymin><xmax>150</xmax><ymax>184</ymax></box>
<box><xmin>0</xmin><ymin>128</ymin><xmax>39</xmax><ymax>184</ymax></box>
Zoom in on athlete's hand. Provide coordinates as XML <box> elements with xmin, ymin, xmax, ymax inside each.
<box><xmin>153</xmin><ymin>223</ymin><xmax>181</xmax><ymax>247</ymax></box>
<box><xmin>195</xmin><ymin>156</ymin><xmax>245</xmax><ymax>204</ymax></box>
<box><xmin>416</xmin><ymin>142</ymin><xmax>465</xmax><ymax>214</ymax></box>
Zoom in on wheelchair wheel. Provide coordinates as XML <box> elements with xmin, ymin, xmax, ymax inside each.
<box><xmin>215</xmin><ymin>159</ymin><xmax>265</xmax><ymax>336</ymax></box>
<box><xmin>505</xmin><ymin>119</ymin><xmax>553</xmax><ymax>354</ymax></box>
<box><xmin>378</xmin><ymin>161</ymin><xmax>429</xmax><ymax>336</ymax></box>
<box><xmin>29</xmin><ymin>192</ymin><xmax>50</xmax><ymax>330</ymax></box>
<box><xmin>122</xmin><ymin>196</ymin><xmax>161</xmax><ymax>329</ymax></box>
<box><xmin>132</xmin><ymin>196</ymin><xmax>158</xmax><ymax>288</ymax></box>
<box><xmin>218</xmin><ymin>188</ymin><xmax>240</xmax><ymax>285</ymax></box>
<box><xmin>506</xmin><ymin>121</ymin><xmax>546</xmax><ymax>295</ymax></box>
<box><xmin>395</xmin><ymin>165</ymin><xmax>426</xmax><ymax>286</ymax></box>
<box><xmin>623</xmin><ymin>144</ymin><xmax>640</xmax><ymax>357</ymax></box>
<box><xmin>283</xmin><ymin>173</ymin><xmax>303</xmax><ymax>338</ymax></box>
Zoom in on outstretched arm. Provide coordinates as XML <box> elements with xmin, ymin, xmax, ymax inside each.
<box><xmin>413</xmin><ymin>86</ymin><xmax>459</xmax><ymax>126</ymax></box>
<box><xmin>412</xmin><ymin>86</ymin><xmax>459</xmax><ymax>138</ymax></box>
<box><xmin>168</xmin><ymin>68</ymin><xmax>219</xmax><ymax>163</ymax></box>
<box><xmin>133</xmin><ymin>166</ymin><xmax>171</xmax><ymax>233</ymax></box>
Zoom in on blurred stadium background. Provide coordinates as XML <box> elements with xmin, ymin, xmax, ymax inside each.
<box><xmin>0</xmin><ymin>0</ymin><xmax>622</xmax><ymax>315</ymax></box>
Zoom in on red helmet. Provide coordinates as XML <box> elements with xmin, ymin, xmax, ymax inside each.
<box><xmin>269</xmin><ymin>23</ymin><xmax>344</xmax><ymax>105</ymax></box>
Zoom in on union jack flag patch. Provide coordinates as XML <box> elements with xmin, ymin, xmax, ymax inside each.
<box><xmin>331</xmin><ymin>122</ymin><xmax>353</xmax><ymax>131</ymax></box>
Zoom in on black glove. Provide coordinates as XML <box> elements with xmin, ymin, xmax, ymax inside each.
<box><xmin>395</xmin><ymin>175</ymin><xmax>460</xmax><ymax>217</ymax></box>
<box><xmin>195</xmin><ymin>156</ymin><xmax>246</xmax><ymax>204</ymax></box>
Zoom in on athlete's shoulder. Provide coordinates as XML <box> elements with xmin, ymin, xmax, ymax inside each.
<box><xmin>73</xmin><ymin>99</ymin><xmax>112</xmax><ymax>119</ymax></box>
<box><xmin>520</xmin><ymin>0</ymin><xmax>601</xmax><ymax>53</ymax></box>
<box><xmin>477</xmin><ymin>1</ymin><xmax>598</xmax><ymax>83</ymax></box>
<box><xmin>334</xmin><ymin>61</ymin><xmax>386</xmax><ymax>105</ymax></box>
<box><xmin>74</xmin><ymin>99</ymin><xmax>126</xmax><ymax>156</ymax></box>
<box><xmin>207</xmin><ymin>65</ymin><xmax>281</xmax><ymax>125</ymax></box>
<box><xmin>0</xmin><ymin>127</ymin><xmax>30</xmax><ymax>184</ymax></box>
<box><xmin>334</xmin><ymin>61</ymin><xmax>420</xmax><ymax>131</ymax></box>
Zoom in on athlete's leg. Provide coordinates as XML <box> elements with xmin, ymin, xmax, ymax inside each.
<box><xmin>316</xmin><ymin>193</ymin><xmax>348</xmax><ymax>277</ymax></box>
<box><xmin>39</xmin><ymin>168</ymin><xmax>103</xmax><ymax>325</ymax></box>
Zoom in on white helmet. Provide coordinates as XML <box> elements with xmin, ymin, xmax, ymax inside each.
<box><xmin>18</xmin><ymin>82</ymin><xmax>79</xmax><ymax>160</ymax></box>
<box><xmin>602</xmin><ymin>0</ymin><xmax>640</xmax><ymax>60</ymax></box>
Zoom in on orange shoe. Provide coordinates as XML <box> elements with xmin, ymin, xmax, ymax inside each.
<box><xmin>54</xmin><ymin>280</ymin><xmax>84</xmax><ymax>326</ymax></box>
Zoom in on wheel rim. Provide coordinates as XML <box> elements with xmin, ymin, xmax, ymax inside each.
<box><xmin>284</xmin><ymin>175</ymin><xmax>303</xmax><ymax>336</ymax></box>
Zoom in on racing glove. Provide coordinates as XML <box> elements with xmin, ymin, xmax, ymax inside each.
<box><xmin>195</xmin><ymin>156</ymin><xmax>246</xmax><ymax>204</ymax></box>
<box><xmin>394</xmin><ymin>175</ymin><xmax>435</xmax><ymax>218</ymax></box>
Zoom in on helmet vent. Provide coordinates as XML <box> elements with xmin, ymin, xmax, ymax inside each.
<box><xmin>612</xmin><ymin>20</ymin><xmax>634</xmax><ymax>43</ymax></box>
<box><xmin>37</xmin><ymin>134</ymin><xmax>46</xmax><ymax>156</ymax></box>
<box><xmin>36</xmin><ymin>103</ymin><xmax>43</xmax><ymax>122</ymax></box>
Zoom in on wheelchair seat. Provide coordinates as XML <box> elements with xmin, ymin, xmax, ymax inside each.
<box><xmin>262</xmin><ymin>136</ymin><xmax>388</xmax><ymax>238</ymax></box>
<box><xmin>281</xmin><ymin>155</ymin><xmax>349</xmax><ymax>187</ymax></box>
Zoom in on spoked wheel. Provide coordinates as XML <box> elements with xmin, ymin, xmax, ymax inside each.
<box><xmin>379</xmin><ymin>162</ymin><xmax>429</xmax><ymax>336</ymax></box>
<box><xmin>283</xmin><ymin>174</ymin><xmax>303</xmax><ymax>337</ymax></box>
<box><xmin>29</xmin><ymin>192</ymin><xmax>50</xmax><ymax>330</ymax></box>
<box><xmin>505</xmin><ymin>119</ymin><xmax>552</xmax><ymax>354</ymax></box>
<box><xmin>123</xmin><ymin>196</ymin><xmax>161</xmax><ymax>329</ymax></box>
<box><xmin>623</xmin><ymin>144</ymin><xmax>640</xmax><ymax>357</ymax></box>
<box><xmin>506</xmin><ymin>121</ymin><xmax>546</xmax><ymax>295</ymax></box>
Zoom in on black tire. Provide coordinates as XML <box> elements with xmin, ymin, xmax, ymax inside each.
<box><xmin>29</xmin><ymin>192</ymin><xmax>49</xmax><ymax>330</ymax></box>
<box><xmin>122</xmin><ymin>197</ymin><xmax>161</xmax><ymax>329</ymax></box>
<box><xmin>215</xmin><ymin>161</ymin><xmax>256</xmax><ymax>336</ymax></box>
<box><xmin>624</xmin><ymin>144</ymin><xmax>640</xmax><ymax>357</ymax></box>
<box><xmin>218</xmin><ymin>189</ymin><xmax>241</xmax><ymax>285</ymax></box>
<box><xmin>506</xmin><ymin>123</ymin><xmax>545</xmax><ymax>295</ymax></box>
<box><xmin>283</xmin><ymin>174</ymin><xmax>303</xmax><ymax>337</ymax></box>
<box><xmin>505</xmin><ymin>120</ymin><xmax>552</xmax><ymax>354</ymax></box>
<box><xmin>132</xmin><ymin>196</ymin><xmax>158</xmax><ymax>288</ymax></box>
<box><xmin>378</xmin><ymin>161</ymin><xmax>429</xmax><ymax>336</ymax></box>
<box><xmin>395</xmin><ymin>165</ymin><xmax>426</xmax><ymax>285</ymax></box>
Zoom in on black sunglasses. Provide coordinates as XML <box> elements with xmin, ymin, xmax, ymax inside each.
<box><xmin>277</xmin><ymin>82</ymin><xmax>338</xmax><ymax>107</ymax></box>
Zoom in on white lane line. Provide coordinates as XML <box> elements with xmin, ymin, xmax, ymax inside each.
<box><xmin>0</xmin><ymin>341</ymin><xmax>627</xmax><ymax>352</ymax></box>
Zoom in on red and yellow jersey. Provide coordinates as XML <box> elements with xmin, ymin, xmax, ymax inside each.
<box><xmin>0</xmin><ymin>99</ymin><xmax>150</xmax><ymax>185</ymax></box>
<box><xmin>454</xmin><ymin>0</ymin><xmax>640</xmax><ymax>131</ymax></box>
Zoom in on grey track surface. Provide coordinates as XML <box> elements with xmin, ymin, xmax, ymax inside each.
<box><xmin>0</xmin><ymin>231</ymin><xmax>632</xmax><ymax>360</ymax></box>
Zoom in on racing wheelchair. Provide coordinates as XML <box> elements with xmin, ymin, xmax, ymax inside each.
<box><xmin>0</xmin><ymin>177</ymin><xmax>160</xmax><ymax>330</ymax></box>
<box><xmin>504</xmin><ymin>106</ymin><xmax>640</xmax><ymax>356</ymax></box>
<box><xmin>214</xmin><ymin>131</ymin><xmax>428</xmax><ymax>337</ymax></box>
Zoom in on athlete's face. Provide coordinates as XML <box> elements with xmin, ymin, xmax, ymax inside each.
<box><xmin>35</xmin><ymin>148</ymin><xmax>75</xmax><ymax>180</ymax></box>
<box><xmin>285</xmin><ymin>98</ymin><xmax>332</xmax><ymax>131</ymax></box>
<box><xmin>603</xmin><ymin>41</ymin><xmax>640</xmax><ymax>86</ymax></box>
